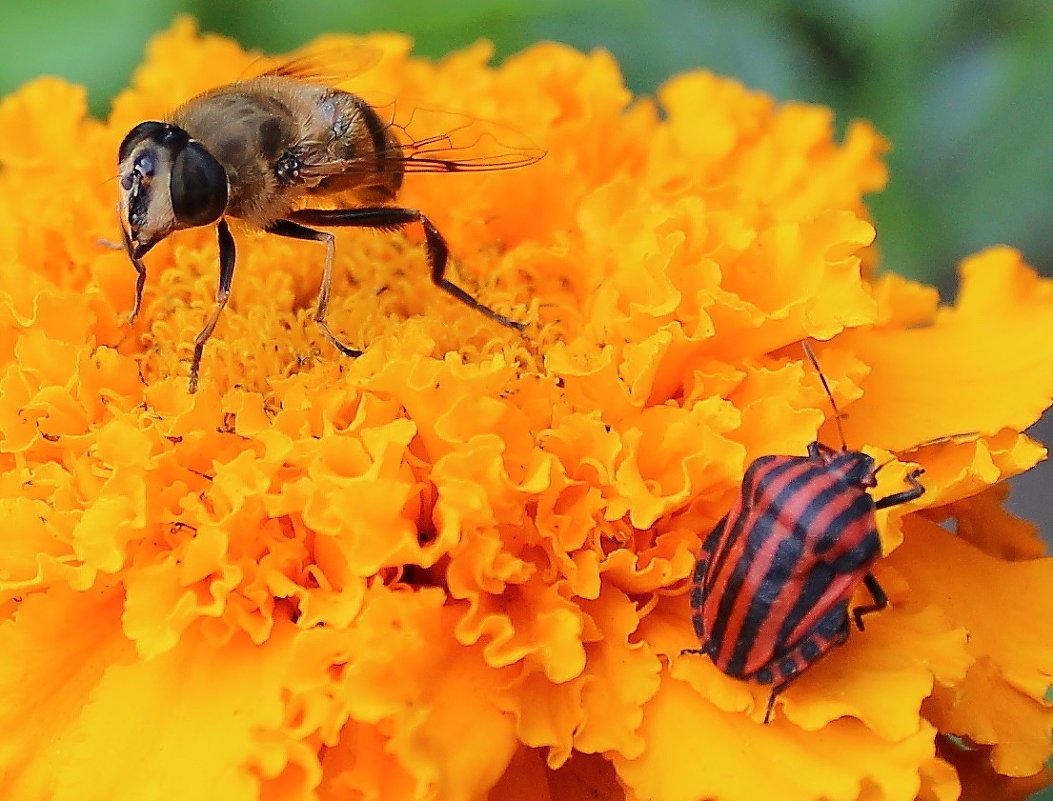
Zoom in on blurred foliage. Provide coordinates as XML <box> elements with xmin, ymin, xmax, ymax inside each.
<box><xmin>2</xmin><ymin>0</ymin><xmax>1052</xmax><ymax>292</ymax></box>
<box><xmin>0</xmin><ymin>2</ymin><xmax>1050</xmax><ymax>796</ymax></box>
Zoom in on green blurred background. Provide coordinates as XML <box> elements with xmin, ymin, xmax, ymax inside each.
<box><xmin>1</xmin><ymin>1</ymin><xmax>1051</xmax><ymax>795</ymax></box>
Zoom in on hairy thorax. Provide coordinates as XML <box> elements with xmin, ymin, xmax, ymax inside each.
<box><xmin>170</xmin><ymin>77</ymin><xmax>404</xmax><ymax>229</ymax></box>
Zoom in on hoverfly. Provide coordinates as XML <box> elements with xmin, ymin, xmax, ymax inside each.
<box><xmin>117</xmin><ymin>46</ymin><xmax>544</xmax><ymax>391</ymax></box>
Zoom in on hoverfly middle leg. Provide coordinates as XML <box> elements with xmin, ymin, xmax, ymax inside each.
<box><xmin>266</xmin><ymin>218</ymin><xmax>364</xmax><ymax>358</ymax></box>
<box><xmin>287</xmin><ymin>207</ymin><xmax>526</xmax><ymax>332</ymax></box>
<box><xmin>188</xmin><ymin>220</ymin><xmax>236</xmax><ymax>394</ymax></box>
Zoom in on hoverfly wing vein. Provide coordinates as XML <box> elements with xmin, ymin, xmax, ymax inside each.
<box><xmin>294</xmin><ymin>138</ymin><xmax>543</xmax><ymax>178</ymax></box>
<box><xmin>372</xmin><ymin>103</ymin><xmax>546</xmax><ymax>172</ymax></box>
<box><xmin>398</xmin><ymin>154</ymin><xmax>544</xmax><ymax>172</ymax></box>
<box><xmin>249</xmin><ymin>44</ymin><xmax>384</xmax><ymax>86</ymax></box>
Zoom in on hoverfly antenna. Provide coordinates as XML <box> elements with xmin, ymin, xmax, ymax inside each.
<box><xmin>802</xmin><ymin>341</ymin><xmax>849</xmax><ymax>451</ymax></box>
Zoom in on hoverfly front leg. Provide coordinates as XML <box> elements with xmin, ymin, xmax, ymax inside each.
<box><xmin>287</xmin><ymin>207</ymin><xmax>527</xmax><ymax>332</ymax></box>
<box><xmin>266</xmin><ymin>219</ymin><xmax>363</xmax><ymax>358</ymax></box>
<box><xmin>188</xmin><ymin>220</ymin><xmax>236</xmax><ymax>394</ymax></box>
<box><xmin>121</xmin><ymin>223</ymin><xmax>148</xmax><ymax>325</ymax></box>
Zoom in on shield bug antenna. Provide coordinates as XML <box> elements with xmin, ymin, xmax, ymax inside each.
<box><xmin>682</xmin><ymin>341</ymin><xmax>936</xmax><ymax>724</ymax></box>
<box><xmin>801</xmin><ymin>340</ymin><xmax>850</xmax><ymax>452</ymax></box>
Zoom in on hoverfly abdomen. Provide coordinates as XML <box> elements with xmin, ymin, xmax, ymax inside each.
<box><xmin>300</xmin><ymin>89</ymin><xmax>405</xmax><ymax>201</ymax></box>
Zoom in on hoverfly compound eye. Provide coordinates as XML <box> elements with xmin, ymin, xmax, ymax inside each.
<box><xmin>118</xmin><ymin>121</ymin><xmax>168</xmax><ymax>164</ymax></box>
<box><xmin>170</xmin><ymin>141</ymin><xmax>228</xmax><ymax>227</ymax></box>
<box><xmin>135</xmin><ymin>152</ymin><xmax>156</xmax><ymax>176</ymax></box>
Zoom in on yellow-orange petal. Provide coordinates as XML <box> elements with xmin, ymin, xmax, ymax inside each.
<box><xmin>56</xmin><ymin>623</ymin><xmax>309</xmax><ymax>801</ymax></box>
<box><xmin>452</xmin><ymin>567</ymin><xmax>586</xmax><ymax>683</ymax></box>
<box><xmin>379</xmin><ymin>609</ymin><xmax>520</xmax><ymax>801</ymax></box>
<box><xmin>939</xmin><ymin>739</ymin><xmax>1052</xmax><ymax>801</ymax></box>
<box><xmin>497</xmin><ymin>586</ymin><xmax>660</xmax><ymax>767</ymax></box>
<box><xmin>835</xmin><ymin>248</ymin><xmax>1053</xmax><ymax>450</ymax></box>
<box><xmin>0</xmin><ymin>586</ymin><xmax>133</xmax><ymax>800</ymax></box>
<box><xmin>892</xmin><ymin>516</ymin><xmax>1053</xmax><ymax>776</ymax></box>
<box><xmin>779</xmin><ymin>583</ymin><xmax>972</xmax><ymax>739</ymax></box>
<box><xmin>614</xmin><ymin>669</ymin><xmax>944</xmax><ymax>801</ymax></box>
<box><xmin>0</xmin><ymin>78</ymin><xmax>99</xmax><ymax>170</ymax></box>
<box><xmin>937</xmin><ymin>483</ymin><xmax>1048</xmax><ymax>560</ymax></box>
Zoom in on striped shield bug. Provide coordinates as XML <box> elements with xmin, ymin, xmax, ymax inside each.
<box><xmin>682</xmin><ymin>342</ymin><xmax>927</xmax><ymax>723</ymax></box>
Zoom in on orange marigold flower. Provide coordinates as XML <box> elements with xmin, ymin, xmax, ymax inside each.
<box><xmin>0</xmin><ymin>16</ymin><xmax>1051</xmax><ymax>801</ymax></box>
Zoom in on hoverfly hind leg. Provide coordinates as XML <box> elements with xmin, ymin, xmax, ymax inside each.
<box><xmin>288</xmin><ymin>206</ymin><xmax>526</xmax><ymax>332</ymax></box>
<box><xmin>416</xmin><ymin>212</ymin><xmax>526</xmax><ymax>332</ymax></box>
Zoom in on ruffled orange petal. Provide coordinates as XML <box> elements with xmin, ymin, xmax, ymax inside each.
<box><xmin>497</xmin><ymin>586</ymin><xmax>661</xmax><ymax>767</ymax></box>
<box><xmin>613</xmin><ymin>669</ymin><xmax>947</xmax><ymax>801</ymax></box>
<box><xmin>0</xmin><ymin>587</ymin><xmax>132</xmax><ymax>799</ymax></box>
<box><xmin>305</xmin><ymin>594</ymin><xmax>519</xmax><ymax>801</ymax></box>
<box><xmin>892</xmin><ymin>517</ymin><xmax>1053</xmax><ymax>776</ymax></box>
<box><xmin>833</xmin><ymin>249</ymin><xmax>1053</xmax><ymax>450</ymax></box>
<box><xmin>0</xmin><ymin>587</ymin><xmax>312</xmax><ymax>800</ymax></box>
<box><xmin>938</xmin><ymin>739</ymin><xmax>1051</xmax><ymax>801</ymax></box>
<box><xmin>936</xmin><ymin>483</ymin><xmax>1047</xmax><ymax>561</ymax></box>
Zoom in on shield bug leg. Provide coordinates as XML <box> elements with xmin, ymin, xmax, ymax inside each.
<box><xmin>873</xmin><ymin>468</ymin><xmax>925</xmax><ymax>509</ymax></box>
<box><xmin>852</xmin><ymin>572</ymin><xmax>888</xmax><ymax>631</ymax></box>
<box><xmin>759</xmin><ymin>605</ymin><xmax>850</xmax><ymax>723</ymax></box>
<box><xmin>843</xmin><ymin>466</ymin><xmax>925</xmax><ymax>629</ymax></box>
<box><xmin>188</xmin><ymin>219</ymin><xmax>236</xmax><ymax>394</ymax></box>
<box><xmin>764</xmin><ymin>688</ymin><xmax>779</xmax><ymax>723</ymax></box>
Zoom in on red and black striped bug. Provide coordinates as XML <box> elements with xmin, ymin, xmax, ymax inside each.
<box><xmin>681</xmin><ymin>342</ymin><xmax>926</xmax><ymax>723</ymax></box>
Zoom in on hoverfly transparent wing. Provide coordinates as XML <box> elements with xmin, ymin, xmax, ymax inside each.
<box><xmin>244</xmin><ymin>43</ymin><xmax>384</xmax><ymax>85</ymax></box>
<box><xmin>386</xmin><ymin>102</ymin><xmax>546</xmax><ymax>172</ymax></box>
<box><xmin>295</xmin><ymin>98</ymin><xmax>546</xmax><ymax>180</ymax></box>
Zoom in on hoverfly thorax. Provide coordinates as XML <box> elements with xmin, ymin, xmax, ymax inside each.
<box><xmin>117</xmin><ymin>121</ymin><xmax>229</xmax><ymax>258</ymax></box>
